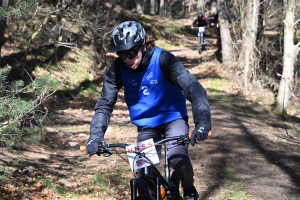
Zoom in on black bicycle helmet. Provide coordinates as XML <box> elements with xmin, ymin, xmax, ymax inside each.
<box><xmin>110</xmin><ymin>21</ymin><xmax>146</xmax><ymax>52</ymax></box>
<box><xmin>197</xmin><ymin>12</ymin><xmax>203</xmax><ymax>18</ymax></box>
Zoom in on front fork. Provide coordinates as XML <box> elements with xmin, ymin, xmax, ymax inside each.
<box><xmin>130</xmin><ymin>168</ymin><xmax>163</xmax><ymax>200</ymax></box>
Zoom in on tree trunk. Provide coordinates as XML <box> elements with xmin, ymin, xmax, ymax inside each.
<box><xmin>0</xmin><ymin>0</ymin><xmax>9</xmax><ymax>66</ymax></box>
<box><xmin>136</xmin><ymin>0</ymin><xmax>144</xmax><ymax>14</ymax></box>
<box><xmin>283</xmin><ymin>0</ymin><xmax>287</xmax><ymax>7</ymax></box>
<box><xmin>197</xmin><ymin>0</ymin><xmax>202</xmax><ymax>13</ymax></box>
<box><xmin>217</xmin><ymin>0</ymin><xmax>233</xmax><ymax>65</ymax></box>
<box><xmin>182</xmin><ymin>0</ymin><xmax>185</xmax><ymax>18</ymax></box>
<box><xmin>150</xmin><ymin>0</ymin><xmax>155</xmax><ymax>15</ymax></box>
<box><xmin>275</xmin><ymin>0</ymin><xmax>296</xmax><ymax>113</ymax></box>
<box><xmin>238</xmin><ymin>0</ymin><xmax>260</xmax><ymax>90</ymax></box>
<box><xmin>160</xmin><ymin>0</ymin><xmax>165</xmax><ymax>17</ymax></box>
<box><xmin>210</xmin><ymin>1</ymin><xmax>217</xmax><ymax>15</ymax></box>
<box><xmin>188</xmin><ymin>0</ymin><xmax>193</xmax><ymax>13</ymax></box>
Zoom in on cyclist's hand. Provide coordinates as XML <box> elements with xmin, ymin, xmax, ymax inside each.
<box><xmin>86</xmin><ymin>136</ymin><xmax>106</xmax><ymax>155</ymax></box>
<box><xmin>191</xmin><ymin>25</ymin><xmax>194</xmax><ymax>29</ymax></box>
<box><xmin>190</xmin><ymin>125</ymin><xmax>210</xmax><ymax>146</ymax></box>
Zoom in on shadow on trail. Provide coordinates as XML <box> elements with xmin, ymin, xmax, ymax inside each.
<box><xmin>240</xmin><ymin>122</ymin><xmax>300</xmax><ymax>196</ymax></box>
<box><xmin>194</xmin><ymin>90</ymin><xmax>300</xmax><ymax>199</ymax></box>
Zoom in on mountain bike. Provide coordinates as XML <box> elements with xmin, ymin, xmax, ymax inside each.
<box><xmin>193</xmin><ymin>26</ymin><xmax>206</xmax><ymax>54</ymax></box>
<box><xmin>80</xmin><ymin>134</ymin><xmax>192</xmax><ymax>200</ymax></box>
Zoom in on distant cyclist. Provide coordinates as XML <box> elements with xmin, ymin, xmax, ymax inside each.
<box><xmin>210</xmin><ymin>13</ymin><xmax>221</xmax><ymax>44</ymax></box>
<box><xmin>191</xmin><ymin>12</ymin><xmax>211</xmax><ymax>44</ymax></box>
<box><xmin>211</xmin><ymin>13</ymin><xmax>219</xmax><ymax>28</ymax></box>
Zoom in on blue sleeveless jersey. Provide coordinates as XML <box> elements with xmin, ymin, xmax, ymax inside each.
<box><xmin>120</xmin><ymin>47</ymin><xmax>187</xmax><ymax>129</ymax></box>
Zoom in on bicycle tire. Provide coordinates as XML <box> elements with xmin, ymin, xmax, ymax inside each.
<box><xmin>168</xmin><ymin>171</ymin><xmax>183</xmax><ymax>200</ymax></box>
<box><xmin>136</xmin><ymin>195</ymin><xmax>156</xmax><ymax>200</ymax></box>
<box><xmin>136</xmin><ymin>193</ymin><xmax>183</xmax><ymax>200</ymax></box>
<box><xmin>198</xmin><ymin>34</ymin><xmax>203</xmax><ymax>54</ymax></box>
<box><xmin>136</xmin><ymin>195</ymin><xmax>183</xmax><ymax>200</ymax></box>
<box><xmin>135</xmin><ymin>174</ymin><xmax>183</xmax><ymax>200</ymax></box>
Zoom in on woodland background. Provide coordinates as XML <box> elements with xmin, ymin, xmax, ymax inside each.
<box><xmin>0</xmin><ymin>0</ymin><xmax>300</xmax><ymax>199</ymax></box>
<box><xmin>1</xmin><ymin>0</ymin><xmax>300</xmax><ymax>114</ymax></box>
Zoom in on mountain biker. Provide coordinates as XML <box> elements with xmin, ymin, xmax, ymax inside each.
<box><xmin>191</xmin><ymin>12</ymin><xmax>211</xmax><ymax>44</ymax></box>
<box><xmin>211</xmin><ymin>12</ymin><xmax>221</xmax><ymax>44</ymax></box>
<box><xmin>86</xmin><ymin>21</ymin><xmax>211</xmax><ymax>200</ymax></box>
<box><xmin>210</xmin><ymin>13</ymin><xmax>219</xmax><ymax>28</ymax></box>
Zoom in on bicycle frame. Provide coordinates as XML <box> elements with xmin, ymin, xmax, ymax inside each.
<box><xmin>130</xmin><ymin>138</ymin><xmax>177</xmax><ymax>200</ymax></box>
<box><xmin>81</xmin><ymin>134</ymin><xmax>189</xmax><ymax>200</ymax></box>
<box><xmin>197</xmin><ymin>26</ymin><xmax>206</xmax><ymax>54</ymax></box>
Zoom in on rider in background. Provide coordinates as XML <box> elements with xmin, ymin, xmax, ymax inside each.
<box><xmin>211</xmin><ymin>13</ymin><xmax>219</xmax><ymax>28</ymax></box>
<box><xmin>191</xmin><ymin>12</ymin><xmax>211</xmax><ymax>44</ymax></box>
<box><xmin>86</xmin><ymin>21</ymin><xmax>211</xmax><ymax>200</ymax></box>
<box><xmin>210</xmin><ymin>12</ymin><xmax>221</xmax><ymax>44</ymax></box>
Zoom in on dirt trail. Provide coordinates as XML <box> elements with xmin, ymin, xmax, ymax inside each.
<box><xmin>168</xmin><ymin>40</ymin><xmax>300</xmax><ymax>200</ymax></box>
<box><xmin>1</xmin><ymin>35</ymin><xmax>300</xmax><ymax>200</ymax></box>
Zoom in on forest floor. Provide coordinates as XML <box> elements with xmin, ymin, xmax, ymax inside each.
<box><xmin>1</xmin><ymin>26</ymin><xmax>300</xmax><ymax>200</ymax></box>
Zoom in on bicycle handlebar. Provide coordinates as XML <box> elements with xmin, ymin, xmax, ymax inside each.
<box><xmin>80</xmin><ymin>131</ymin><xmax>212</xmax><ymax>154</ymax></box>
<box><xmin>79</xmin><ymin>143</ymin><xmax>129</xmax><ymax>156</ymax></box>
<box><xmin>80</xmin><ymin>134</ymin><xmax>190</xmax><ymax>154</ymax></box>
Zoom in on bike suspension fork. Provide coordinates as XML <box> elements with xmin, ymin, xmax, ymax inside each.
<box><xmin>156</xmin><ymin>177</ymin><xmax>161</xmax><ymax>200</ymax></box>
<box><xmin>130</xmin><ymin>179</ymin><xmax>137</xmax><ymax>200</ymax></box>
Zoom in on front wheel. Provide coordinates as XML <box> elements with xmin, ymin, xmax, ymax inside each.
<box><xmin>136</xmin><ymin>196</ymin><xmax>156</xmax><ymax>200</ymax></box>
<box><xmin>168</xmin><ymin>171</ymin><xmax>183</xmax><ymax>200</ymax></box>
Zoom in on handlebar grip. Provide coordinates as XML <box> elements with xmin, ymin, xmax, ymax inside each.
<box><xmin>80</xmin><ymin>146</ymin><xmax>86</xmax><ymax>152</ymax></box>
<box><xmin>208</xmin><ymin>130</ymin><xmax>212</xmax><ymax>137</ymax></box>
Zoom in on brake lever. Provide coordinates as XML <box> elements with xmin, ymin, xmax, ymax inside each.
<box><xmin>173</xmin><ymin>135</ymin><xmax>190</xmax><ymax>145</ymax></box>
<box><xmin>103</xmin><ymin>151</ymin><xmax>112</xmax><ymax>157</ymax></box>
<box><xmin>88</xmin><ymin>146</ymin><xmax>113</xmax><ymax>157</ymax></box>
<box><xmin>88</xmin><ymin>151</ymin><xmax>103</xmax><ymax>157</ymax></box>
<box><xmin>100</xmin><ymin>145</ymin><xmax>113</xmax><ymax>157</ymax></box>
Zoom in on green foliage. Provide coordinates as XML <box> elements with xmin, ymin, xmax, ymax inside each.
<box><xmin>166</xmin><ymin>7</ymin><xmax>173</xmax><ymax>18</ymax></box>
<box><xmin>79</xmin><ymin>81</ymin><xmax>99</xmax><ymax>100</ymax></box>
<box><xmin>0</xmin><ymin>165</ymin><xmax>13</xmax><ymax>183</ymax></box>
<box><xmin>0</xmin><ymin>66</ymin><xmax>11</xmax><ymax>93</ymax></box>
<box><xmin>0</xmin><ymin>65</ymin><xmax>60</xmax><ymax>148</ymax></box>
<box><xmin>28</xmin><ymin>73</ymin><xmax>61</xmax><ymax>96</ymax></box>
<box><xmin>0</xmin><ymin>65</ymin><xmax>61</xmax><ymax>184</ymax></box>
<box><xmin>0</xmin><ymin>0</ymin><xmax>37</xmax><ymax>20</ymax></box>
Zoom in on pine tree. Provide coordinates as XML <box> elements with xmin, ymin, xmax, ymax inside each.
<box><xmin>0</xmin><ymin>65</ymin><xmax>61</xmax><ymax>147</ymax></box>
<box><xmin>1</xmin><ymin>0</ymin><xmax>37</xmax><ymax>64</ymax></box>
<box><xmin>0</xmin><ymin>0</ymin><xmax>36</xmax><ymax>21</ymax></box>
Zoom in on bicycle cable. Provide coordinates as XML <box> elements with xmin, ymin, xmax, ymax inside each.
<box><xmin>112</xmin><ymin>148</ymin><xmax>130</xmax><ymax>163</ymax></box>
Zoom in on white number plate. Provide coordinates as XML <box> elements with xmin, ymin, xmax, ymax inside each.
<box><xmin>198</xmin><ymin>27</ymin><xmax>205</xmax><ymax>32</ymax></box>
<box><xmin>126</xmin><ymin>138</ymin><xmax>159</xmax><ymax>171</ymax></box>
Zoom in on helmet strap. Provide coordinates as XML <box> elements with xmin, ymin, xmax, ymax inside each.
<box><xmin>141</xmin><ymin>43</ymin><xmax>146</xmax><ymax>57</ymax></box>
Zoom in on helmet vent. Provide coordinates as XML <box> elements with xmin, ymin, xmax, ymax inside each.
<box><xmin>110</xmin><ymin>21</ymin><xmax>146</xmax><ymax>52</ymax></box>
<box><xmin>125</xmin><ymin>32</ymin><xmax>131</xmax><ymax>44</ymax></box>
<box><xmin>119</xmin><ymin>28</ymin><xmax>124</xmax><ymax>38</ymax></box>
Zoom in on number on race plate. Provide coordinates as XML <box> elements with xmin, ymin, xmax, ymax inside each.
<box><xmin>198</xmin><ymin>27</ymin><xmax>205</xmax><ymax>32</ymax></box>
<box><xmin>126</xmin><ymin>138</ymin><xmax>160</xmax><ymax>171</ymax></box>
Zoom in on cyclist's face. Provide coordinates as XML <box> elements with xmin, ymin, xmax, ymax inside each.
<box><xmin>117</xmin><ymin>44</ymin><xmax>145</xmax><ymax>70</ymax></box>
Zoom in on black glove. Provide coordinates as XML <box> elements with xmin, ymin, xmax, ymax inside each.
<box><xmin>86</xmin><ymin>136</ymin><xmax>106</xmax><ymax>155</ymax></box>
<box><xmin>190</xmin><ymin>125</ymin><xmax>210</xmax><ymax>146</ymax></box>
